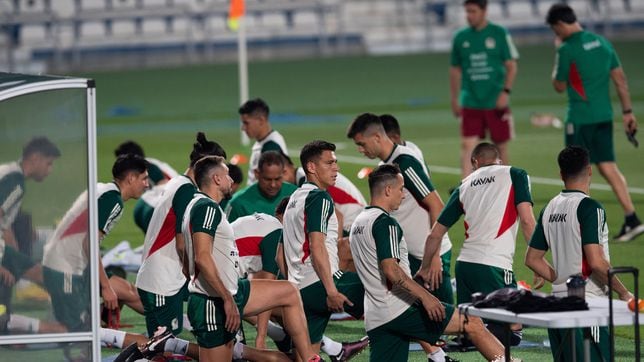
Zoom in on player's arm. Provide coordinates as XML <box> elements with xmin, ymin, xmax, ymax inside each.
<box><xmin>275</xmin><ymin>242</ymin><xmax>287</xmax><ymax>278</ymax></box>
<box><xmin>96</xmin><ymin>230</ymin><xmax>118</xmax><ymax>310</ymax></box>
<box><xmin>309</xmin><ymin>231</ymin><xmax>352</xmax><ymax>312</ymax></box>
<box><xmin>511</xmin><ymin>167</ymin><xmax>536</xmax><ymax>243</ymax></box>
<box><xmin>518</xmin><ymin>202</ymin><xmax>536</xmax><ymax>243</ymax></box>
<box><xmin>449</xmin><ymin>66</ymin><xmax>462</xmax><ymax>117</ymax></box>
<box><xmin>417</xmin><ymin>222</ymin><xmax>449</xmax><ymax>290</ymax></box>
<box><xmin>524</xmin><ymin>209</ymin><xmax>553</xmax><ymax>289</ymax></box>
<box><xmin>496</xmin><ymin>59</ymin><xmax>517</xmax><ymax>109</ymax></box>
<box><xmin>193</xmin><ymin>231</ymin><xmax>240</xmax><ymax>332</ymax></box>
<box><xmin>583</xmin><ymin>244</ymin><xmax>632</xmax><ymax>301</ymax></box>
<box><xmin>552</xmin><ymin>45</ymin><xmax>568</xmax><ymax>93</ymax></box>
<box><xmin>610</xmin><ymin>66</ymin><xmax>638</xmax><ymax>134</ymax></box>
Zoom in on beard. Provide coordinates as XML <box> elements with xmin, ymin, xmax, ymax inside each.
<box><xmin>222</xmin><ymin>188</ymin><xmax>233</xmax><ymax>200</ymax></box>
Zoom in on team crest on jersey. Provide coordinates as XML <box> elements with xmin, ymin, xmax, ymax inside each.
<box><xmin>463</xmin><ymin>41</ymin><xmax>470</xmax><ymax>48</ymax></box>
<box><xmin>485</xmin><ymin>37</ymin><xmax>496</xmax><ymax>49</ymax></box>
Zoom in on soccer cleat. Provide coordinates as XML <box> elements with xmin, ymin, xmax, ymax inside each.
<box><xmin>429</xmin><ymin>356</ymin><xmax>460</xmax><ymax>362</ymax></box>
<box><xmin>614</xmin><ymin>222</ymin><xmax>644</xmax><ymax>242</ymax></box>
<box><xmin>113</xmin><ymin>342</ymin><xmax>143</xmax><ymax>362</ymax></box>
<box><xmin>274</xmin><ymin>334</ymin><xmax>293</xmax><ymax>353</ymax></box>
<box><xmin>140</xmin><ymin>326</ymin><xmax>174</xmax><ymax>358</ymax></box>
<box><xmin>329</xmin><ymin>336</ymin><xmax>369</xmax><ymax>362</ymax></box>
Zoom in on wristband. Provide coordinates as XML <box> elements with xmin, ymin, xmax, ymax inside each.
<box><xmin>623</xmin><ymin>109</ymin><xmax>633</xmax><ymax>115</ymax></box>
<box><xmin>503</xmin><ymin>88</ymin><xmax>511</xmax><ymax>94</ymax></box>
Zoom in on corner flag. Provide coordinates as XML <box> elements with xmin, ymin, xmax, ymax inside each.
<box><xmin>228</xmin><ymin>0</ymin><xmax>245</xmax><ymax>31</ymax></box>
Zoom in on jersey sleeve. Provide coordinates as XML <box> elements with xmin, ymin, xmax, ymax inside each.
<box><xmin>259</xmin><ymin>228</ymin><xmax>282</xmax><ymax>276</ymax></box>
<box><xmin>372</xmin><ymin>214</ymin><xmax>403</xmax><ymax>262</ymax></box>
<box><xmin>577</xmin><ymin>198</ymin><xmax>606</xmax><ymax>245</ymax></box>
<box><xmin>500</xmin><ymin>27</ymin><xmax>519</xmax><ymax>61</ymax></box>
<box><xmin>0</xmin><ymin>174</ymin><xmax>23</xmax><ymax>213</ymax></box>
<box><xmin>437</xmin><ymin>188</ymin><xmax>463</xmax><ymax>227</ymax></box>
<box><xmin>147</xmin><ymin>163</ymin><xmax>165</xmax><ymax>185</ymax></box>
<box><xmin>261</xmin><ymin>140</ymin><xmax>284</xmax><ymax>154</ymax></box>
<box><xmin>190</xmin><ymin>200</ymin><xmax>222</xmax><ymax>237</ymax></box>
<box><xmin>98</xmin><ymin>190</ymin><xmax>123</xmax><ymax>235</ymax></box>
<box><xmin>529</xmin><ymin>208</ymin><xmax>549</xmax><ymax>251</ymax></box>
<box><xmin>554</xmin><ymin>45</ymin><xmax>570</xmax><ymax>82</ymax></box>
<box><xmin>450</xmin><ymin>32</ymin><xmax>462</xmax><ymax>66</ymax></box>
<box><xmin>395</xmin><ymin>154</ymin><xmax>435</xmax><ymax>202</ymax></box>
<box><xmin>304</xmin><ymin>189</ymin><xmax>335</xmax><ymax>235</ymax></box>
<box><xmin>605</xmin><ymin>39</ymin><xmax>621</xmax><ymax>70</ymax></box>
<box><xmin>173</xmin><ymin>183</ymin><xmax>197</xmax><ymax>233</ymax></box>
<box><xmin>510</xmin><ymin>167</ymin><xmax>533</xmax><ymax>205</ymax></box>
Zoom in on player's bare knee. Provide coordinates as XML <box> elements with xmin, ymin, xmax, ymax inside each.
<box><xmin>462</xmin><ymin>315</ymin><xmax>486</xmax><ymax>336</ymax></box>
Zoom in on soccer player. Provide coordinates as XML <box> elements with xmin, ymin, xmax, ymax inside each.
<box><xmin>350</xmin><ymin>164</ymin><xmax>509</xmax><ymax>362</ymax></box>
<box><xmin>239</xmin><ymin>98</ymin><xmax>289</xmax><ymax>185</ymax></box>
<box><xmin>226</xmin><ymin>151</ymin><xmax>297</xmax><ymax>222</ymax></box>
<box><xmin>380</xmin><ymin>114</ymin><xmax>426</xmax><ymax>163</ymax></box>
<box><xmin>42</xmin><ymin>154</ymin><xmax>149</xmax><ymax>331</ymax></box>
<box><xmin>416</xmin><ymin>142</ymin><xmax>537</xmax><ymax>346</ymax></box>
<box><xmin>114</xmin><ymin>140</ymin><xmax>179</xmax><ymax>234</ymax></box>
<box><xmin>347</xmin><ymin>113</ymin><xmax>455</xmax><ymax>361</ymax></box>
<box><xmin>282</xmin><ymin>141</ymin><xmax>365</xmax><ymax>357</ymax></box>
<box><xmin>136</xmin><ymin>132</ymin><xmax>226</xmax><ymax>337</ymax></box>
<box><xmin>525</xmin><ymin>145</ymin><xmax>634</xmax><ymax>361</ymax></box>
<box><xmin>450</xmin><ymin>0</ymin><xmax>519</xmax><ymax>178</ymax></box>
<box><xmin>546</xmin><ymin>3</ymin><xmax>643</xmax><ymax>242</ymax></box>
<box><xmin>181</xmin><ymin>155</ymin><xmax>320</xmax><ymax>362</ymax></box>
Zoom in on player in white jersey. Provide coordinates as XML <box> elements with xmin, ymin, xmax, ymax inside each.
<box><xmin>350</xmin><ymin>164</ymin><xmax>509</xmax><ymax>362</ymax></box>
<box><xmin>183</xmin><ymin>155</ymin><xmax>320</xmax><ymax>362</ymax></box>
<box><xmin>380</xmin><ymin>114</ymin><xmax>427</xmax><ymax>164</ymax></box>
<box><xmin>282</xmin><ymin>141</ymin><xmax>365</xmax><ymax>356</ymax></box>
<box><xmin>526</xmin><ymin>146</ymin><xmax>634</xmax><ymax>361</ymax></box>
<box><xmin>232</xmin><ymin>212</ymin><xmax>282</xmax><ymax>280</ymax></box>
<box><xmin>239</xmin><ymin>98</ymin><xmax>289</xmax><ymax>185</ymax></box>
<box><xmin>136</xmin><ymin>132</ymin><xmax>226</xmax><ymax>336</ymax></box>
<box><xmin>42</xmin><ymin>155</ymin><xmax>149</xmax><ymax>331</ymax></box>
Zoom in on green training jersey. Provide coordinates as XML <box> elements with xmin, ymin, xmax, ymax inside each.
<box><xmin>555</xmin><ymin>31</ymin><xmax>620</xmax><ymax>125</ymax></box>
<box><xmin>225</xmin><ymin>182</ymin><xmax>297</xmax><ymax>222</ymax></box>
<box><xmin>451</xmin><ymin>22</ymin><xmax>518</xmax><ymax>109</ymax></box>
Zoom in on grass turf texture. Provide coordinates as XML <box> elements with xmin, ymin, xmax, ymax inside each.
<box><xmin>28</xmin><ymin>40</ymin><xmax>641</xmax><ymax>360</ymax></box>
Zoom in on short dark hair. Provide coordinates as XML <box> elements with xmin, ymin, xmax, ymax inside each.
<box><xmin>558</xmin><ymin>146</ymin><xmax>589</xmax><ymax>181</ymax></box>
<box><xmin>238</xmin><ymin>98</ymin><xmax>270</xmax><ymax>118</ymax></box>
<box><xmin>189</xmin><ymin>132</ymin><xmax>227</xmax><ymax>167</ymax></box>
<box><xmin>114</xmin><ymin>140</ymin><xmax>144</xmax><ymax>158</ymax></box>
<box><xmin>368</xmin><ymin>164</ymin><xmax>401</xmax><ymax>194</ymax></box>
<box><xmin>258</xmin><ymin>151</ymin><xmax>285</xmax><ymax>171</ymax></box>
<box><xmin>112</xmin><ymin>154</ymin><xmax>149</xmax><ymax>180</ymax></box>
<box><xmin>300</xmin><ymin>140</ymin><xmax>336</xmax><ymax>175</ymax></box>
<box><xmin>23</xmin><ymin>137</ymin><xmax>61</xmax><ymax>158</ymax></box>
<box><xmin>227</xmin><ymin>163</ymin><xmax>243</xmax><ymax>185</ymax></box>
<box><xmin>464</xmin><ymin>0</ymin><xmax>487</xmax><ymax>10</ymax></box>
<box><xmin>194</xmin><ymin>155</ymin><xmax>227</xmax><ymax>189</ymax></box>
<box><xmin>346</xmin><ymin>113</ymin><xmax>384</xmax><ymax>139</ymax></box>
<box><xmin>275</xmin><ymin>196</ymin><xmax>290</xmax><ymax>217</ymax></box>
<box><xmin>546</xmin><ymin>3</ymin><xmax>577</xmax><ymax>25</ymax></box>
<box><xmin>471</xmin><ymin>142</ymin><xmax>500</xmax><ymax>161</ymax></box>
<box><xmin>380</xmin><ymin>114</ymin><xmax>401</xmax><ymax>137</ymax></box>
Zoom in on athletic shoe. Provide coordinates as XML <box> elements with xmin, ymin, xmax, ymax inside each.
<box><xmin>614</xmin><ymin>222</ymin><xmax>644</xmax><ymax>242</ymax></box>
<box><xmin>113</xmin><ymin>342</ymin><xmax>143</xmax><ymax>362</ymax></box>
<box><xmin>308</xmin><ymin>355</ymin><xmax>324</xmax><ymax>362</ymax></box>
<box><xmin>329</xmin><ymin>336</ymin><xmax>369</xmax><ymax>362</ymax></box>
<box><xmin>140</xmin><ymin>326</ymin><xmax>174</xmax><ymax>358</ymax></box>
<box><xmin>429</xmin><ymin>356</ymin><xmax>460</xmax><ymax>362</ymax></box>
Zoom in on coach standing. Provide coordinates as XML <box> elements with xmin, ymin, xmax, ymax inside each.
<box><xmin>450</xmin><ymin>0</ymin><xmax>519</xmax><ymax>178</ymax></box>
<box><xmin>546</xmin><ymin>3</ymin><xmax>643</xmax><ymax>242</ymax></box>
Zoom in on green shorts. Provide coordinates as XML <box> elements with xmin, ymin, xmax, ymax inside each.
<box><xmin>2</xmin><ymin>245</ymin><xmax>35</xmax><ymax>279</ymax></box>
<box><xmin>299</xmin><ymin>271</ymin><xmax>365</xmax><ymax>343</ymax></box>
<box><xmin>42</xmin><ymin>266</ymin><xmax>90</xmax><ymax>332</ymax></box>
<box><xmin>367</xmin><ymin>303</ymin><xmax>455</xmax><ymax>362</ymax></box>
<box><xmin>565</xmin><ymin>121</ymin><xmax>615</xmax><ymax>163</ymax></box>
<box><xmin>455</xmin><ymin>261</ymin><xmax>516</xmax><ymax>305</ymax></box>
<box><xmin>548</xmin><ymin>326</ymin><xmax>609</xmax><ymax>362</ymax></box>
<box><xmin>138</xmin><ymin>282</ymin><xmax>189</xmax><ymax>336</ymax></box>
<box><xmin>187</xmin><ymin>278</ymin><xmax>250</xmax><ymax>349</ymax></box>
<box><xmin>409</xmin><ymin>250</ymin><xmax>454</xmax><ymax>305</ymax></box>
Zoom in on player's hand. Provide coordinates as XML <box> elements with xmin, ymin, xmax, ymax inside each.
<box><xmin>101</xmin><ymin>284</ymin><xmax>119</xmax><ymax>310</ymax></box>
<box><xmin>223</xmin><ymin>296</ymin><xmax>241</xmax><ymax>333</ymax></box>
<box><xmin>533</xmin><ymin>274</ymin><xmax>546</xmax><ymax>289</ymax></box>
<box><xmin>425</xmin><ymin>255</ymin><xmax>443</xmax><ymax>291</ymax></box>
<box><xmin>421</xmin><ymin>294</ymin><xmax>446</xmax><ymax>322</ymax></box>
<box><xmin>326</xmin><ymin>291</ymin><xmax>353</xmax><ymax>313</ymax></box>
<box><xmin>496</xmin><ymin>92</ymin><xmax>509</xmax><ymax>109</ymax></box>
<box><xmin>624</xmin><ymin>113</ymin><xmax>637</xmax><ymax>134</ymax></box>
<box><xmin>0</xmin><ymin>266</ymin><xmax>15</xmax><ymax>287</ymax></box>
<box><xmin>451</xmin><ymin>100</ymin><xmax>461</xmax><ymax>118</ymax></box>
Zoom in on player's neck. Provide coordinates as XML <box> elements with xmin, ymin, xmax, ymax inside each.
<box><xmin>474</xmin><ymin>19</ymin><xmax>488</xmax><ymax>31</ymax></box>
<box><xmin>370</xmin><ymin>199</ymin><xmax>392</xmax><ymax>213</ymax></box>
<box><xmin>379</xmin><ymin>140</ymin><xmax>395</xmax><ymax>161</ymax></box>
<box><xmin>306</xmin><ymin>177</ymin><xmax>327</xmax><ymax>191</ymax></box>
<box><xmin>257</xmin><ymin>127</ymin><xmax>272</xmax><ymax>141</ymax></box>
<box><xmin>564</xmin><ymin>180</ymin><xmax>590</xmax><ymax>195</ymax></box>
<box><xmin>204</xmin><ymin>185</ymin><xmax>224</xmax><ymax>203</ymax></box>
<box><xmin>563</xmin><ymin>24</ymin><xmax>583</xmax><ymax>39</ymax></box>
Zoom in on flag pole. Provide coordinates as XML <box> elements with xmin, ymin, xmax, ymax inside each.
<box><xmin>238</xmin><ymin>15</ymin><xmax>250</xmax><ymax>145</ymax></box>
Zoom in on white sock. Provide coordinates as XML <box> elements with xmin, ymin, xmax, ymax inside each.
<box><xmin>428</xmin><ymin>347</ymin><xmax>446</xmax><ymax>362</ymax></box>
<box><xmin>164</xmin><ymin>337</ymin><xmax>189</xmax><ymax>355</ymax></box>
<box><xmin>182</xmin><ymin>313</ymin><xmax>193</xmax><ymax>331</ymax></box>
<box><xmin>99</xmin><ymin>327</ymin><xmax>126</xmax><ymax>348</ymax></box>
<box><xmin>320</xmin><ymin>335</ymin><xmax>342</xmax><ymax>356</ymax></box>
<box><xmin>7</xmin><ymin>315</ymin><xmax>40</xmax><ymax>334</ymax></box>
<box><xmin>267</xmin><ymin>320</ymin><xmax>286</xmax><ymax>342</ymax></box>
<box><xmin>233</xmin><ymin>341</ymin><xmax>245</xmax><ymax>359</ymax></box>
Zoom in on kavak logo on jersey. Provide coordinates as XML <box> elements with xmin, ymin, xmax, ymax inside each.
<box><xmin>352</xmin><ymin>225</ymin><xmax>365</xmax><ymax>235</ymax></box>
<box><xmin>485</xmin><ymin>37</ymin><xmax>496</xmax><ymax>49</ymax></box>
<box><xmin>548</xmin><ymin>213</ymin><xmax>568</xmax><ymax>223</ymax></box>
<box><xmin>470</xmin><ymin>176</ymin><xmax>495</xmax><ymax>187</ymax></box>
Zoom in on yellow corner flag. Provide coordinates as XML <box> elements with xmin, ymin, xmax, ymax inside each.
<box><xmin>228</xmin><ymin>0</ymin><xmax>245</xmax><ymax>31</ymax></box>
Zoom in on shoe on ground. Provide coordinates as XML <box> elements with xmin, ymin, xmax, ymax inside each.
<box><xmin>274</xmin><ymin>334</ymin><xmax>293</xmax><ymax>353</ymax></box>
<box><xmin>430</xmin><ymin>356</ymin><xmax>460</xmax><ymax>362</ymax></box>
<box><xmin>330</xmin><ymin>336</ymin><xmax>369</xmax><ymax>362</ymax></box>
<box><xmin>614</xmin><ymin>222</ymin><xmax>644</xmax><ymax>242</ymax></box>
<box><xmin>140</xmin><ymin>326</ymin><xmax>174</xmax><ymax>358</ymax></box>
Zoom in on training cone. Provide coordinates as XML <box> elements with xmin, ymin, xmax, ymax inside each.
<box><xmin>357</xmin><ymin>167</ymin><xmax>373</xmax><ymax>179</ymax></box>
<box><xmin>230</xmin><ymin>154</ymin><xmax>248</xmax><ymax>165</ymax></box>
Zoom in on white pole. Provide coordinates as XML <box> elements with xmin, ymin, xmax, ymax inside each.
<box><xmin>238</xmin><ymin>15</ymin><xmax>250</xmax><ymax>145</ymax></box>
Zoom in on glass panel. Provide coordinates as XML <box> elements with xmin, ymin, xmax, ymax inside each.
<box><xmin>0</xmin><ymin>88</ymin><xmax>91</xmax><ymax>342</ymax></box>
<box><xmin>0</xmin><ymin>341</ymin><xmax>92</xmax><ymax>361</ymax></box>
